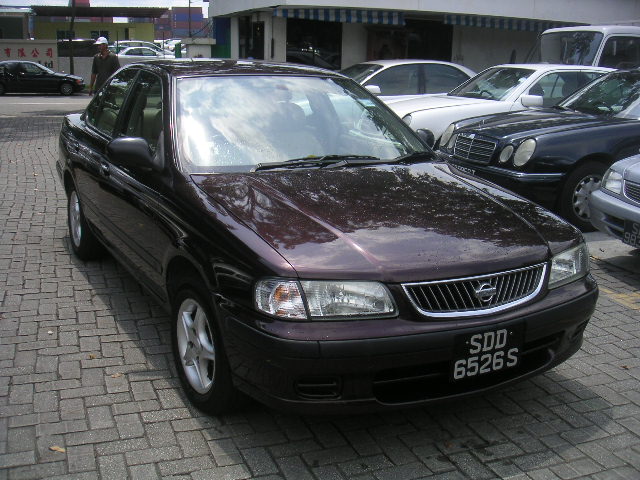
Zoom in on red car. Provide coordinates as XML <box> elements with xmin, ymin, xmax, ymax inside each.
<box><xmin>57</xmin><ymin>60</ymin><xmax>597</xmax><ymax>414</ymax></box>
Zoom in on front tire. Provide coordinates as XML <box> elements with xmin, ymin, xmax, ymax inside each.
<box><xmin>60</xmin><ymin>82</ymin><xmax>73</xmax><ymax>95</ymax></box>
<box><xmin>172</xmin><ymin>284</ymin><xmax>237</xmax><ymax>415</ymax></box>
<box><xmin>67</xmin><ymin>187</ymin><xmax>103</xmax><ymax>260</ymax></box>
<box><xmin>559</xmin><ymin>162</ymin><xmax>606</xmax><ymax>231</ymax></box>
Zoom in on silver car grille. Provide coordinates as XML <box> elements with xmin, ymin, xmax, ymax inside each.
<box><xmin>452</xmin><ymin>134</ymin><xmax>496</xmax><ymax>164</ymax></box>
<box><xmin>624</xmin><ymin>180</ymin><xmax>640</xmax><ymax>203</ymax></box>
<box><xmin>403</xmin><ymin>264</ymin><xmax>546</xmax><ymax>318</ymax></box>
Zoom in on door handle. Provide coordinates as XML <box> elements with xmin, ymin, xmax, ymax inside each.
<box><xmin>99</xmin><ymin>161</ymin><xmax>110</xmax><ymax>176</ymax></box>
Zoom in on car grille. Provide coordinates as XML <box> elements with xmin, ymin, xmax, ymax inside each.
<box><xmin>403</xmin><ymin>264</ymin><xmax>546</xmax><ymax>318</ymax></box>
<box><xmin>625</xmin><ymin>180</ymin><xmax>640</xmax><ymax>203</ymax></box>
<box><xmin>452</xmin><ymin>134</ymin><xmax>496</xmax><ymax>164</ymax></box>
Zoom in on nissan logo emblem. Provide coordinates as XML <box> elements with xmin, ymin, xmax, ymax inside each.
<box><xmin>474</xmin><ymin>282</ymin><xmax>497</xmax><ymax>303</ymax></box>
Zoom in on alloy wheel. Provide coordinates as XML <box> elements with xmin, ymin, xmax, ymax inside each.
<box><xmin>176</xmin><ymin>298</ymin><xmax>216</xmax><ymax>394</ymax></box>
<box><xmin>571</xmin><ymin>174</ymin><xmax>601</xmax><ymax>220</ymax></box>
<box><xmin>69</xmin><ymin>190</ymin><xmax>82</xmax><ymax>247</ymax></box>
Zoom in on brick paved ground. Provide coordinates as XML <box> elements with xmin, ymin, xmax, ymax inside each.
<box><xmin>0</xmin><ymin>116</ymin><xmax>639</xmax><ymax>479</ymax></box>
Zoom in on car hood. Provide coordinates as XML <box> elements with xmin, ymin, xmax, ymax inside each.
<box><xmin>389</xmin><ymin>95</ymin><xmax>491</xmax><ymax>117</ymax></box>
<box><xmin>191</xmin><ymin>163</ymin><xmax>554</xmax><ymax>282</ymax></box>
<box><xmin>54</xmin><ymin>72</ymin><xmax>83</xmax><ymax>82</ymax></box>
<box><xmin>459</xmin><ymin>109</ymin><xmax>634</xmax><ymax>140</ymax></box>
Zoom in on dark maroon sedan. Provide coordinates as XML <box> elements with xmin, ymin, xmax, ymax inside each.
<box><xmin>57</xmin><ymin>60</ymin><xmax>597</xmax><ymax>414</ymax></box>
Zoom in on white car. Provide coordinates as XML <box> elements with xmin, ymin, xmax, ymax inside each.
<box><xmin>340</xmin><ymin>59</ymin><xmax>476</xmax><ymax>101</ymax></box>
<box><xmin>116</xmin><ymin>46</ymin><xmax>174</xmax><ymax>60</ymax></box>
<box><xmin>388</xmin><ymin>64</ymin><xmax>612</xmax><ymax>145</ymax></box>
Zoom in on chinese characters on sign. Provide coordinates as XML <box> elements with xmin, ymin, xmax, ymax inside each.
<box><xmin>1</xmin><ymin>42</ymin><xmax>57</xmax><ymax>69</ymax></box>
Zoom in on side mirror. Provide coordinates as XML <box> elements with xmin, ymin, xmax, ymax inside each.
<box><xmin>107</xmin><ymin>137</ymin><xmax>154</xmax><ymax>171</ymax></box>
<box><xmin>521</xmin><ymin>94</ymin><xmax>543</xmax><ymax>107</ymax></box>
<box><xmin>365</xmin><ymin>85</ymin><xmax>381</xmax><ymax>95</ymax></box>
<box><xmin>415</xmin><ymin>129</ymin><xmax>435</xmax><ymax>148</ymax></box>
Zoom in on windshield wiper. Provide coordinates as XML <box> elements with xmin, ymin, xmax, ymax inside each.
<box><xmin>252</xmin><ymin>154</ymin><xmax>379</xmax><ymax>172</ymax></box>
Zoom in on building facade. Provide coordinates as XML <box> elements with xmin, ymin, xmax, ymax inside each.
<box><xmin>209</xmin><ymin>0</ymin><xmax>640</xmax><ymax>71</ymax></box>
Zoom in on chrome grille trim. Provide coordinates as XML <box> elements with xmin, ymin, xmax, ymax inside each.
<box><xmin>452</xmin><ymin>134</ymin><xmax>497</xmax><ymax>164</ymax></box>
<box><xmin>403</xmin><ymin>263</ymin><xmax>546</xmax><ymax>318</ymax></box>
<box><xmin>624</xmin><ymin>180</ymin><xmax>640</xmax><ymax>203</ymax></box>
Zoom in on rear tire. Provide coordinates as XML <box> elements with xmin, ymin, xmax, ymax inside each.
<box><xmin>171</xmin><ymin>283</ymin><xmax>238</xmax><ymax>415</ymax></box>
<box><xmin>60</xmin><ymin>82</ymin><xmax>73</xmax><ymax>96</ymax></box>
<box><xmin>559</xmin><ymin>161</ymin><xmax>606</xmax><ymax>231</ymax></box>
<box><xmin>67</xmin><ymin>187</ymin><xmax>103</xmax><ymax>260</ymax></box>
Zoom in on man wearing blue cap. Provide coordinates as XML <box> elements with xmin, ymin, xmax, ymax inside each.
<box><xmin>88</xmin><ymin>36</ymin><xmax>120</xmax><ymax>95</ymax></box>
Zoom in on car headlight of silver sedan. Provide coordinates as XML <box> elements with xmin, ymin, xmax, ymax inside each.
<box><xmin>255</xmin><ymin>279</ymin><xmax>396</xmax><ymax>320</ymax></box>
<box><xmin>548</xmin><ymin>243</ymin><xmax>589</xmax><ymax>289</ymax></box>
<box><xmin>601</xmin><ymin>168</ymin><xmax>623</xmax><ymax>194</ymax></box>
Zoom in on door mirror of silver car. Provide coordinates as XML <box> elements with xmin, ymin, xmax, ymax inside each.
<box><xmin>107</xmin><ymin>137</ymin><xmax>155</xmax><ymax>171</ymax></box>
<box><xmin>365</xmin><ymin>85</ymin><xmax>382</xmax><ymax>95</ymax></box>
<box><xmin>520</xmin><ymin>94</ymin><xmax>544</xmax><ymax>107</ymax></box>
<box><xmin>415</xmin><ymin>128</ymin><xmax>435</xmax><ymax>149</ymax></box>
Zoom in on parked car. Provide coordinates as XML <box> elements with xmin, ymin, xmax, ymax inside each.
<box><xmin>388</xmin><ymin>64</ymin><xmax>611</xmax><ymax>145</ymax></box>
<box><xmin>112</xmin><ymin>40</ymin><xmax>168</xmax><ymax>53</ymax></box>
<box><xmin>590</xmin><ymin>155</ymin><xmax>640</xmax><ymax>248</ymax></box>
<box><xmin>0</xmin><ymin>60</ymin><xmax>84</xmax><ymax>95</ymax></box>
<box><xmin>116</xmin><ymin>46</ymin><xmax>174</xmax><ymax>59</ymax></box>
<box><xmin>340</xmin><ymin>59</ymin><xmax>475</xmax><ymax>101</ymax></box>
<box><xmin>439</xmin><ymin>69</ymin><xmax>640</xmax><ymax>231</ymax></box>
<box><xmin>57</xmin><ymin>59</ymin><xmax>597</xmax><ymax>414</ymax></box>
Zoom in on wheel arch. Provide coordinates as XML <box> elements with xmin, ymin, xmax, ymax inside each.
<box><xmin>165</xmin><ymin>255</ymin><xmax>213</xmax><ymax>304</ymax></box>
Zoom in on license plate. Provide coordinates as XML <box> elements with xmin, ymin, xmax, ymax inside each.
<box><xmin>451</xmin><ymin>325</ymin><xmax>524</xmax><ymax>381</ymax></box>
<box><xmin>623</xmin><ymin>221</ymin><xmax>640</xmax><ymax>248</ymax></box>
<box><xmin>452</xmin><ymin>163</ymin><xmax>476</xmax><ymax>176</ymax></box>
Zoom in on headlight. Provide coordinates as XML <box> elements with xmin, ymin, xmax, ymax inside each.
<box><xmin>601</xmin><ymin>169</ymin><xmax>623</xmax><ymax>194</ymax></box>
<box><xmin>402</xmin><ymin>114</ymin><xmax>412</xmax><ymax>125</ymax></box>
<box><xmin>499</xmin><ymin>145</ymin><xmax>514</xmax><ymax>163</ymax></box>
<box><xmin>549</xmin><ymin>243</ymin><xmax>589</xmax><ymax>289</ymax></box>
<box><xmin>254</xmin><ymin>279</ymin><xmax>396</xmax><ymax>320</ymax></box>
<box><xmin>440</xmin><ymin>123</ymin><xmax>455</xmax><ymax>147</ymax></box>
<box><xmin>513</xmin><ymin>139</ymin><xmax>536</xmax><ymax>167</ymax></box>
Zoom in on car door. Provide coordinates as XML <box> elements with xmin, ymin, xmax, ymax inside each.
<box><xmin>95</xmin><ymin>70</ymin><xmax>170</xmax><ymax>295</ymax></box>
<box><xmin>67</xmin><ymin>68</ymin><xmax>139</xmax><ymax>245</ymax></box>
<box><xmin>18</xmin><ymin>62</ymin><xmax>54</xmax><ymax>93</ymax></box>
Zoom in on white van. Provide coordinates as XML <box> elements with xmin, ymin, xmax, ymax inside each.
<box><xmin>526</xmin><ymin>25</ymin><xmax>640</xmax><ymax>69</ymax></box>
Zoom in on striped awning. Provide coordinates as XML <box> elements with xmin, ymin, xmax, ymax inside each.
<box><xmin>273</xmin><ymin>8</ymin><xmax>405</xmax><ymax>26</ymax></box>
<box><xmin>444</xmin><ymin>14</ymin><xmax>576</xmax><ymax>32</ymax></box>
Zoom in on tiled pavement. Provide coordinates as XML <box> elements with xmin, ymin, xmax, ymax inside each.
<box><xmin>0</xmin><ymin>115</ymin><xmax>639</xmax><ymax>480</ymax></box>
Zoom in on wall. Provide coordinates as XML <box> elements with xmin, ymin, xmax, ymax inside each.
<box><xmin>34</xmin><ymin>21</ymin><xmax>156</xmax><ymax>43</ymax></box>
<box><xmin>341</xmin><ymin>23</ymin><xmax>367</xmax><ymax>68</ymax></box>
<box><xmin>451</xmin><ymin>26</ymin><xmax>538</xmax><ymax>71</ymax></box>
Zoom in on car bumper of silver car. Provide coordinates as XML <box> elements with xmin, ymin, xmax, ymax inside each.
<box><xmin>590</xmin><ymin>188</ymin><xmax>640</xmax><ymax>247</ymax></box>
<box><xmin>221</xmin><ymin>276</ymin><xmax>598</xmax><ymax>414</ymax></box>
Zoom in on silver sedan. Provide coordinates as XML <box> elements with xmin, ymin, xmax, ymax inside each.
<box><xmin>590</xmin><ymin>155</ymin><xmax>640</xmax><ymax>249</ymax></box>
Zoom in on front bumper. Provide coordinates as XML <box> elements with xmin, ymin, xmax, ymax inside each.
<box><xmin>220</xmin><ymin>276</ymin><xmax>597</xmax><ymax>414</ymax></box>
<box><xmin>447</xmin><ymin>159</ymin><xmax>564</xmax><ymax>211</ymax></box>
<box><xmin>590</xmin><ymin>188</ymin><xmax>640</xmax><ymax>242</ymax></box>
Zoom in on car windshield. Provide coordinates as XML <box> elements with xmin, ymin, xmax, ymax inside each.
<box><xmin>527</xmin><ymin>31</ymin><xmax>603</xmax><ymax>65</ymax></box>
<box><xmin>449</xmin><ymin>67</ymin><xmax>534</xmax><ymax>100</ymax></box>
<box><xmin>176</xmin><ymin>75</ymin><xmax>425</xmax><ymax>173</ymax></box>
<box><xmin>561</xmin><ymin>71</ymin><xmax>640</xmax><ymax>118</ymax></box>
<box><xmin>340</xmin><ymin>63</ymin><xmax>383</xmax><ymax>83</ymax></box>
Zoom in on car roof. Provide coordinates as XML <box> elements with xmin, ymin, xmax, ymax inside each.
<box><xmin>542</xmin><ymin>25</ymin><xmax>640</xmax><ymax>35</ymax></box>
<box><xmin>124</xmin><ymin>58</ymin><xmax>343</xmax><ymax>77</ymax></box>
<box><xmin>357</xmin><ymin>59</ymin><xmax>472</xmax><ymax>69</ymax></box>
<box><xmin>485</xmin><ymin>63</ymin><xmax>613</xmax><ymax>72</ymax></box>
